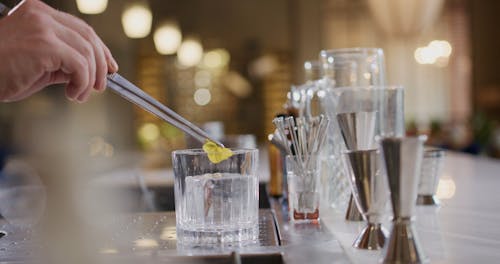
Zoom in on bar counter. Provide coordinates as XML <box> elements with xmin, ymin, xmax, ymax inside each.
<box><xmin>0</xmin><ymin>151</ymin><xmax>499</xmax><ymax>263</ymax></box>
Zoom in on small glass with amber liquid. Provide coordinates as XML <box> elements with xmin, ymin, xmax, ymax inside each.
<box><xmin>286</xmin><ymin>155</ymin><xmax>321</xmax><ymax>223</ymax></box>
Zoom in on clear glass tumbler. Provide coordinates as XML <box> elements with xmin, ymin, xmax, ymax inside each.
<box><xmin>286</xmin><ymin>155</ymin><xmax>321</xmax><ymax>222</ymax></box>
<box><xmin>417</xmin><ymin>147</ymin><xmax>445</xmax><ymax>205</ymax></box>
<box><xmin>172</xmin><ymin>148</ymin><xmax>259</xmax><ymax>245</ymax></box>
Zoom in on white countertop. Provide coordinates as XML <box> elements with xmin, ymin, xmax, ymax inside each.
<box><xmin>323</xmin><ymin>152</ymin><xmax>500</xmax><ymax>264</ymax></box>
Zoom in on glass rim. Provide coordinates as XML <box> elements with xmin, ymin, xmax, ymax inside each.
<box><xmin>329</xmin><ymin>85</ymin><xmax>404</xmax><ymax>91</ymax></box>
<box><xmin>320</xmin><ymin>47</ymin><xmax>384</xmax><ymax>56</ymax></box>
<box><xmin>424</xmin><ymin>147</ymin><xmax>445</xmax><ymax>157</ymax></box>
<box><xmin>172</xmin><ymin>148</ymin><xmax>258</xmax><ymax>156</ymax></box>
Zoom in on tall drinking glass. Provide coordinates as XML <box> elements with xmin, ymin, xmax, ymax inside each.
<box><xmin>319</xmin><ymin>48</ymin><xmax>386</xmax><ymax>87</ymax></box>
<box><xmin>316</xmin><ymin>48</ymin><xmax>389</xmax><ymax>211</ymax></box>
<box><xmin>172</xmin><ymin>149</ymin><xmax>259</xmax><ymax>245</ymax></box>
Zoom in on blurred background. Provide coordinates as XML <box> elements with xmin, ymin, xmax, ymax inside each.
<box><xmin>1</xmin><ymin>0</ymin><xmax>500</xmax><ymax>168</ymax></box>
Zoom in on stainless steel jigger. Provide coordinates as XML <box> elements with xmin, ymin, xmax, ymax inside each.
<box><xmin>337</xmin><ymin>112</ymin><xmax>377</xmax><ymax>222</ymax></box>
<box><xmin>345</xmin><ymin>194</ymin><xmax>363</xmax><ymax>221</ymax></box>
<box><xmin>337</xmin><ymin>112</ymin><xmax>377</xmax><ymax>150</ymax></box>
<box><xmin>380</xmin><ymin>136</ymin><xmax>427</xmax><ymax>264</ymax></box>
<box><xmin>345</xmin><ymin>149</ymin><xmax>387</xmax><ymax>250</ymax></box>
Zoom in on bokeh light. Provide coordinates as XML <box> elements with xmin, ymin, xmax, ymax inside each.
<box><xmin>76</xmin><ymin>0</ymin><xmax>108</xmax><ymax>14</ymax></box>
<box><xmin>138</xmin><ymin>123</ymin><xmax>160</xmax><ymax>143</ymax></box>
<box><xmin>436</xmin><ymin>177</ymin><xmax>456</xmax><ymax>199</ymax></box>
<box><xmin>203</xmin><ymin>49</ymin><xmax>230</xmax><ymax>69</ymax></box>
<box><xmin>414</xmin><ymin>40</ymin><xmax>452</xmax><ymax>66</ymax></box>
<box><xmin>154</xmin><ymin>21</ymin><xmax>182</xmax><ymax>55</ymax></box>
<box><xmin>121</xmin><ymin>3</ymin><xmax>152</xmax><ymax>38</ymax></box>
<box><xmin>304</xmin><ymin>61</ymin><xmax>312</xmax><ymax>70</ymax></box>
<box><xmin>177</xmin><ymin>38</ymin><xmax>203</xmax><ymax>67</ymax></box>
<box><xmin>194</xmin><ymin>88</ymin><xmax>211</xmax><ymax>106</ymax></box>
<box><xmin>429</xmin><ymin>40</ymin><xmax>452</xmax><ymax>57</ymax></box>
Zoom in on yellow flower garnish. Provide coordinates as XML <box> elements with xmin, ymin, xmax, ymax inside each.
<box><xmin>202</xmin><ymin>140</ymin><xmax>233</xmax><ymax>163</ymax></box>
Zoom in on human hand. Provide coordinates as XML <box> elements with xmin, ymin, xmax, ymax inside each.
<box><xmin>0</xmin><ymin>0</ymin><xmax>118</xmax><ymax>103</ymax></box>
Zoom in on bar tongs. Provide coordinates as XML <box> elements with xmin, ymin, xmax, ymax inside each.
<box><xmin>107</xmin><ymin>73</ymin><xmax>224</xmax><ymax>147</ymax></box>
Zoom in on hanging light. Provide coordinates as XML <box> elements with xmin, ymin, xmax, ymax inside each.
<box><xmin>154</xmin><ymin>21</ymin><xmax>182</xmax><ymax>55</ymax></box>
<box><xmin>76</xmin><ymin>0</ymin><xmax>108</xmax><ymax>14</ymax></box>
<box><xmin>367</xmin><ymin>0</ymin><xmax>445</xmax><ymax>37</ymax></box>
<box><xmin>177</xmin><ymin>37</ymin><xmax>203</xmax><ymax>67</ymax></box>
<box><xmin>121</xmin><ymin>2</ymin><xmax>152</xmax><ymax>38</ymax></box>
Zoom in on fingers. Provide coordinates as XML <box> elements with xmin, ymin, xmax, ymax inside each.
<box><xmin>15</xmin><ymin>0</ymin><xmax>117</xmax><ymax>103</ymax></box>
<box><xmin>38</xmin><ymin>0</ymin><xmax>118</xmax><ymax>97</ymax></box>
<box><xmin>47</xmin><ymin>70</ymin><xmax>71</xmax><ymax>85</ymax></box>
<box><xmin>51</xmin><ymin>41</ymin><xmax>91</xmax><ymax>102</ymax></box>
<box><xmin>51</xmin><ymin>10</ymin><xmax>118</xmax><ymax>78</ymax></box>
<box><xmin>52</xmin><ymin>21</ymin><xmax>97</xmax><ymax>101</ymax></box>
<box><xmin>76</xmin><ymin>85</ymin><xmax>93</xmax><ymax>102</ymax></box>
<box><xmin>51</xmin><ymin>11</ymin><xmax>105</xmax><ymax>94</ymax></box>
<box><xmin>98</xmin><ymin>37</ymin><xmax>118</xmax><ymax>73</ymax></box>
<box><xmin>93</xmin><ymin>41</ymin><xmax>108</xmax><ymax>92</ymax></box>
<box><xmin>21</xmin><ymin>71</ymin><xmax>71</xmax><ymax>100</ymax></box>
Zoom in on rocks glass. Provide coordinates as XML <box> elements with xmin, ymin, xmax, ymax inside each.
<box><xmin>172</xmin><ymin>148</ymin><xmax>259</xmax><ymax>246</ymax></box>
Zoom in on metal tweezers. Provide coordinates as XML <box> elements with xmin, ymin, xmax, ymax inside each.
<box><xmin>0</xmin><ymin>3</ymin><xmax>223</xmax><ymax>147</ymax></box>
<box><xmin>107</xmin><ymin>73</ymin><xmax>224</xmax><ymax>147</ymax></box>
